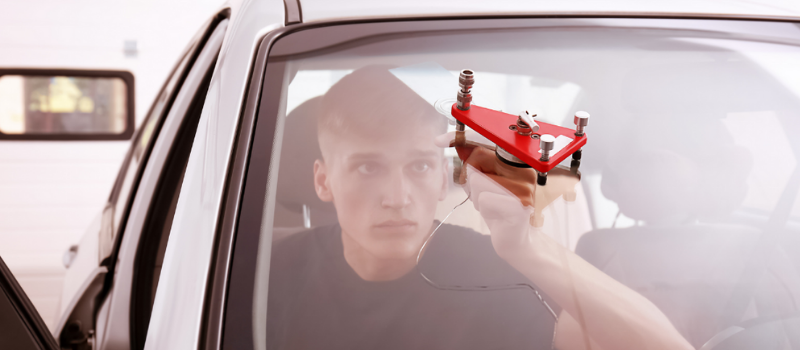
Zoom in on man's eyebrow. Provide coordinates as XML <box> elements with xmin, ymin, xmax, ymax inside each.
<box><xmin>346</xmin><ymin>153</ymin><xmax>382</xmax><ymax>161</ymax></box>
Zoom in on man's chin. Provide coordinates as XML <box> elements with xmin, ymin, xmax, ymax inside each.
<box><xmin>367</xmin><ymin>242</ymin><xmax>422</xmax><ymax>261</ymax></box>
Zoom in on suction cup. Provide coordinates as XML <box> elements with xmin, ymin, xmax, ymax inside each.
<box><xmin>434</xmin><ymin>97</ymin><xmax>458</xmax><ymax>123</ymax></box>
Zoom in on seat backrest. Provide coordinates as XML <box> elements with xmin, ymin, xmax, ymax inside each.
<box><xmin>576</xmin><ymin>224</ymin><xmax>771</xmax><ymax>348</ymax></box>
<box><xmin>700</xmin><ymin>312</ymin><xmax>800</xmax><ymax>350</ymax></box>
<box><xmin>577</xmin><ymin>144</ymin><xmax>800</xmax><ymax>348</ymax></box>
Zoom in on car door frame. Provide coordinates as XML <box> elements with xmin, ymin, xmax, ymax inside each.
<box><xmin>0</xmin><ymin>255</ymin><xmax>59</xmax><ymax>350</ymax></box>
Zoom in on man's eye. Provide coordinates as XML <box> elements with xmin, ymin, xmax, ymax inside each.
<box><xmin>357</xmin><ymin>163</ymin><xmax>379</xmax><ymax>175</ymax></box>
<box><xmin>411</xmin><ymin>162</ymin><xmax>430</xmax><ymax>173</ymax></box>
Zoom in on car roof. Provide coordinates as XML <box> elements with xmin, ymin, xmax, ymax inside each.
<box><xmin>297</xmin><ymin>0</ymin><xmax>800</xmax><ymax>23</ymax></box>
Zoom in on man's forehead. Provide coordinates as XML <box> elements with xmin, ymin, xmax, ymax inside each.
<box><xmin>318</xmin><ymin>110</ymin><xmax>447</xmax><ymax>162</ymax></box>
<box><xmin>325</xmin><ymin>117</ymin><xmax>438</xmax><ymax>142</ymax></box>
<box><xmin>323</xmin><ymin>130</ymin><xmax>443</xmax><ymax>162</ymax></box>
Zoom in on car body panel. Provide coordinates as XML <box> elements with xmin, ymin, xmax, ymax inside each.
<box><xmin>299</xmin><ymin>0</ymin><xmax>800</xmax><ymax>23</ymax></box>
<box><xmin>53</xmin><ymin>266</ymin><xmax>107</xmax><ymax>345</ymax></box>
<box><xmin>143</xmin><ymin>0</ymin><xmax>284</xmax><ymax>348</ymax></box>
<box><xmin>57</xmin><ymin>210</ymin><xmax>102</xmax><ymax>320</ymax></box>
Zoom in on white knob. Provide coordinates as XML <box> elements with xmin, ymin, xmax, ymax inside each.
<box><xmin>574</xmin><ymin>111</ymin><xmax>590</xmax><ymax>126</ymax></box>
<box><xmin>540</xmin><ymin>134</ymin><xmax>555</xmax><ymax>161</ymax></box>
<box><xmin>574</xmin><ymin>111</ymin><xmax>589</xmax><ymax>136</ymax></box>
<box><xmin>518</xmin><ymin>110</ymin><xmax>539</xmax><ymax>132</ymax></box>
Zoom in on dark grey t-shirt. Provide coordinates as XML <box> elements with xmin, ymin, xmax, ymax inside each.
<box><xmin>267</xmin><ymin>223</ymin><xmax>558</xmax><ymax>350</ymax></box>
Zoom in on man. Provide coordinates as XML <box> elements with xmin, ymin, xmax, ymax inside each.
<box><xmin>267</xmin><ymin>65</ymin><xmax>692</xmax><ymax>350</ymax></box>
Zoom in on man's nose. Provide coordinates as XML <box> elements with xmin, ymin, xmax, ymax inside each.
<box><xmin>381</xmin><ymin>171</ymin><xmax>412</xmax><ymax>209</ymax></box>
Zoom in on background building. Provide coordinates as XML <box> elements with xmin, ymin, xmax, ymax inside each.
<box><xmin>0</xmin><ymin>0</ymin><xmax>225</xmax><ymax>328</ymax></box>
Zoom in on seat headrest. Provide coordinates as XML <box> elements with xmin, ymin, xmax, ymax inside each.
<box><xmin>275</xmin><ymin>96</ymin><xmax>337</xmax><ymax>227</ymax></box>
<box><xmin>601</xmin><ymin>144</ymin><xmax>752</xmax><ymax>224</ymax></box>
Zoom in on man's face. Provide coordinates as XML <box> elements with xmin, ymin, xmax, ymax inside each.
<box><xmin>314</xmin><ymin>121</ymin><xmax>448</xmax><ymax>261</ymax></box>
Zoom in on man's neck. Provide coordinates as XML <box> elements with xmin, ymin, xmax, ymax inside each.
<box><xmin>340</xmin><ymin>231</ymin><xmax>416</xmax><ymax>281</ymax></box>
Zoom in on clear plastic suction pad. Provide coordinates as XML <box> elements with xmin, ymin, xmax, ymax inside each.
<box><xmin>434</xmin><ymin>97</ymin><xmax>458</xmax><ymax>124</ymax></box>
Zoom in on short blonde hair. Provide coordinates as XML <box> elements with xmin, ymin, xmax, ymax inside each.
<box><xmin>317</xmin><ymin>65</ymin><xmax>447</xmax><ymax>160</ymax></box>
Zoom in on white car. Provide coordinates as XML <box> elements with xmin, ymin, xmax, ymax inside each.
<box><xmin>3</xmin><ymin>1</ymin><xmax>800</xmax><ymax>349</ymax></box>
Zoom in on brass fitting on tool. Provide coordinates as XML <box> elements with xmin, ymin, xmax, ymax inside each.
<box><xmin>456</xmin><ymin>69</ymin><xmax>474</xmax><ymax>111</ymax></box>
<box><xmin>454</xmin><ymin>69</ymin><xmax>474</xmax><ymax>147</ymax></box>
<box><xmin>455</xmin><ymin>121</ymin><xmax>466</xmax><ymax>147</ymax></box>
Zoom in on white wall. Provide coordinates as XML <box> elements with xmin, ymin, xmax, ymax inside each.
<box><xmin>0</xmin><ymin>0</ymin><xmax>225</xmax><ymax>329</ymax></box>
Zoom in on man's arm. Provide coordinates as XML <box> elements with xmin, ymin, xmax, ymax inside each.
<box><xmin>556</xmin><ymin>312</ymin><xmax>604</xmax><ymax>350</ymax></box>
<box><xmin>514</xmin><ymin>226</ymin><xmax>692</xmax><ymax>350</ymax></box>
<box><xmin>461</xmin><ymin>147</ymin><xmax>693</xmax><ymax>350</ymax></box>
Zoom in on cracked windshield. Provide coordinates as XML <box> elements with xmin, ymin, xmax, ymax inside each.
<box><xmin>257</xmin><ymin>19</ymin><xmax>800</xmax><ymax>350</ymax></box>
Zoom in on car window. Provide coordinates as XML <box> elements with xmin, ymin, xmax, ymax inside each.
<box><xmin>239</xmin><ymin>18</ymin><xmax>800</xmax><ymax>350</ymax></box>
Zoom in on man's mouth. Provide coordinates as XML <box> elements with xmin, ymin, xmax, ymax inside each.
<box><xmin>374</xmin><ymin>219</ymin><xmax>417</xmax><ymax>228</ymax></box>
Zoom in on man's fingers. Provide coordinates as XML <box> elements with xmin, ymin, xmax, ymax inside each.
<box><xmin>464</xmin><ymin>165</ymin><xmax>512</xmax><ymax>211</ymax></box>
<box><xmin>486</xmin><ymin>174</ymin><xmax>535</xmax><ymax>208</ymax></box>
<box><xmin>465</xmin><ymin>165</ymin><xmax>536</xmax><ymax>209</ymax></box>
<box><xmin>463</xmin><ymin>146</ymin><xmax>502</xmax><ymax>174</ymax></box>
<box><xmin>477</xmin><ymin>191</ymin><xmax>533</xmax><ymax>251</ymax></box>
<box><xmin>455</xmin><ymin>146</ymin><xmax>476</xmax><ymax>164</ymax></box>
<box><xmin>434</xmin><ymin>130</ymin><xmax>496</xmax><ymax>149</ymax></box>
<box><xmin>464</xmin><ymin>147</ymin><xmax>538</xmax><ymax>186</ymax></box>
<box><xmin>434</xmin><ymin>131</ymin><xmax>456</xmax><ymax>148</ymax></box>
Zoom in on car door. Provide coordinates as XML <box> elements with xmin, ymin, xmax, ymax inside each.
<box><xmin>53</xmin><ymin>10</ymin><xmax>230</xmax><ymax>350</ymax></box>
<box><xmin>0</xmin><ymin>255</ymin><xmax>59</xmax><ymax>350</ymax></box>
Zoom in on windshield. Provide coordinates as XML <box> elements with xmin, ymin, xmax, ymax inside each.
<box><xmin>252</xmin><ymin>18</ymin><xmax>800</xmax><ymax>350</ymax></box>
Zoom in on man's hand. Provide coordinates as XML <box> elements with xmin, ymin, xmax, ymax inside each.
<box><xmin>455</xmin><ymin>146</ymin><xmax>579</xmax><ymax>259</ymax></box>
<box><xmin>435</xmin><ymin>132</ymin><xmax>694</xmax><ymax>350</ymax></box>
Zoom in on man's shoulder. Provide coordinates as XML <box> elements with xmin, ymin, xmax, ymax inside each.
<box><xmin>270</xmin><ymin>225</ymin><xmax>340</xmax><ymax>266</ymax></box>
<box><xmin>423</xmin><ymin>223</ymin><xmax>523</xmax><ymax>283</ymax></box>
<box><xmin>435</xmin><ymin>223</ymin><xmax>490</xmax><ymax>244</ymax></box>
<box><xmin>427</xmin><ymin>223</ymin><xmax>496</xmax><ymax>257</ymax></box>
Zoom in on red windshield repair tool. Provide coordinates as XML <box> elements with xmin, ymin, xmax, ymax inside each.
<box><xmin>452</xmin><ymin>69</ymin><xmax>589</xmax><ymax>186</ymax></box>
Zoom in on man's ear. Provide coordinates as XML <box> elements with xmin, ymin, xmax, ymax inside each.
<box><xmin>439</xmin><ymin>157</ymin><xmax>449</xmax><ymax>201</ymax></box>
<box><xmin>314</xmin><ymin>159</ymin><xmax>334</xmax><ymax>202</ymax></box>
